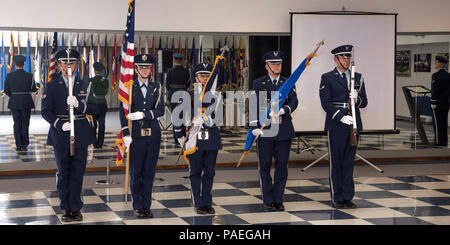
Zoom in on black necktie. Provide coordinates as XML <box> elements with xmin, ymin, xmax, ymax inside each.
<box><xmin>342</xmin><ymin>73</ymin><xmax>348</xmax><ymax>87</ymax></box>
<box><xmin>273</xmin><ymin>79</ymin><xmax>277</xmax><ymax>86</ymax></box>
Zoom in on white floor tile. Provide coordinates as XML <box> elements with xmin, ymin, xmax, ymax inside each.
<box><xmin>418</xmin><ymin>216</ymin><xmax>450</xmax><ymax>225</ymax></box>
<box><xmin>284</xmin><ymin>201</ymin><xmax>333</xmax><ymax>211</ymax></box>
<box><xmin>124</xmin><ymin>217</ymin><xmax>189</xmax><ymax>225</ymax></box>
<box><xmin>237</xmin><ymin>212</ymin><xmax>304</xmax><ymax>224</ymax></box>
<box><xmin>340</xmin><ymin>207</ymin><xmax>411</xmax><ymax>219</ymax></box>
<box><xmin>366</xmin><ymin>198</ymin><xmax>433</xmax><ymax>207</ymax></box>
<box><xmin>309</xmin><ymin>219</ymin><xmax>373</xmax><ymax>225</ymax></box>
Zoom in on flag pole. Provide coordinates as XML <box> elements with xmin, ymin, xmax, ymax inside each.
<box><xmin>124</xmin><ymin>83</ymin><xmax>133</xmax><ymax>202</ymax></box>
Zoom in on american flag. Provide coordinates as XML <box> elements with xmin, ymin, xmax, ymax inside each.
<box><xmin>115</xmin><ymin>0</ymin><xmax>135</xmax><ymax>166</ymax></box>
<box><xmin>48</xmin><ymin>32</ymin><xmax>58</xmax><ymax>81</ymax></box>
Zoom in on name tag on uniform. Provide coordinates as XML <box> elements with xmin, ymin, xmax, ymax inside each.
<box><xmin>140</xmin><ymin>128</ymin><xmax>152</xmax><ymax>136</ymax></box>
<box><xmin>271</xmin><ymin>116</ymin><xmax>282</xmax><ymax>125</ymax></box>
<box><xmin>198</xmin><ymin>129</ymin><xmax>209</xmax><ymax>140</ymax></box>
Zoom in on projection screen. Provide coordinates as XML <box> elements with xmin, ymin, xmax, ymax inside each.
<box><xmin>290</xmin><ymin>12</ymin><xmax>397</xmax><ymax>133</ymax></box>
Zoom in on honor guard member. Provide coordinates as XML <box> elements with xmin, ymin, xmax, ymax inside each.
<box><xmin>119</xmin><ymin>54</ymin><xmax>165</xmax><ymax>218</ymax></box>
<box><xmin>175</xmin><ymin>63</ymin><xmax>222</xmax><ymax>215</ymax></box>
<box><xmin>319</xmin><ymin>45</ymin><xmax>368</xmax><ymax>209</ymax></box>
<box><xmin>87</xmin><ymin>62</ymin><xmax>109</xmax><ymax>148</ymax></box>
<box><xmin>4</xmin><ymin>55</ymin><xmax>37</xmax><ymax>151</ymax></box>
<box><xmin>41</xmin><ymin>49</ymin><xmax>98</xmax><ymax>222</ymax></box>
<box><xmin>250</xmin><ymin>51</ymin><xmax>298</xmax><ymax>211</ymax></box>
<box><xmin>166</xmin><ymin>53</ymin><xmax>191</xmax><ymax>144</ymax></box>
<box><xmin>431</xmin><ymin>56</ymin><xmax>450</xmax><ymax>146</ymax></box>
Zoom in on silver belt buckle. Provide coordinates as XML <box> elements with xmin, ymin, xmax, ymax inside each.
<box><xmin>140</xmin><ymin>128</ymin><xmax>152</xmax><ymax>136</ymax></box>
<box><xmin>198</xmin><ymin>130</ymin><xmax>209</xmax><ymax>140</ymax></box>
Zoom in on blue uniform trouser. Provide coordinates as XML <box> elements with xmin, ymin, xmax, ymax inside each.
<box><xmin>129</xmin><ymin>137</ymin><xmax>161</xmax><ymax>210</ymax></box>
<box><xmin>257</xmin><ymin>138</ymin><xmax>292</xmax><ymax>204</ymax></box>
<box><xmin>432</xmin><ymin>108</ymin><xmax>449</xmax><ymax>145</ymax></box>
<box><xmin>11</xmin><ymin>109</ymin><xmax>31</xmax><ymax>148</ymax></box>
<box><xmin>328</xmin><ymin>130</ymin><xmax>357</xmax><ymax>203</ymax></box>
<box><xmin>53</xmin><ymin>145</ymin><xmax>88</xmax><ymax>212</ymax></box>
<box><xmin>188</xmin><ymin>150</ymin><xmax>218</xmax><ymax>208</ymax></box>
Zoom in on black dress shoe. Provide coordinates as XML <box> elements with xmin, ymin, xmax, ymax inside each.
<box><xmin>333</xmin><ymin>201</ymin><xmax>346</xmax><ymax>209</ymax></box>
<box><xmin>21</xmin><ymin>147</ymin><xmax>27</xmax><ymax>151</ymax></box>
<box><xmin>344</xmin><ymin>200</ymin><xmax>357</xmax><ymax>209</ymax></box>
<box><xmin>143</xmin><ymin>208</ymin><xmax>153</xmax><ymax>217</ymax></box>
<box><xmin>61</xmin><ymin>210</ymin><xmax>72</xmax><ymax>222</ymax></box>
<box><xmin>134</xmin><ymin>209</ymin><xmax>146</xmax><ymax>218</ymax></box>
<box><xmin>16</xmin><ymin>147</ymin><xmax>21</xmax><ymax>151</ymax></box>
<box><xmin>205</xmin><ymin>206</ymin><xmax>215</xmax><ymax>214</ymax></box>
<box><xmin>71</xmin><ymin>211</ymin><xmax>83</xmax><ymax>221</ymax></box>
<box><xmin>273</xmin><ymin>202</ymin><xmax>285</xmax><ymax>211</ymax></box>
<box><xmin>195</xmin><ymin>206</ymin><xmax>207</xmax><ymax>215</ymax></box>
<box><xmin>264</xmin><ymin>203</ymin><xmax>275</xmax><ymax>211</ymax></box>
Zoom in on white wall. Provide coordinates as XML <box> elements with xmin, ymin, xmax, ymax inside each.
<box><xmin>0</xmin><ymin>0</ymin><xmax>449</xmax><ymax>33</ymax></box>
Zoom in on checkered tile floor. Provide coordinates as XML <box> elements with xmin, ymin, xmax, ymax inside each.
<box><xmin>0</xmin><ymin>175</ymin><xmax>449</xmax><ymax>225</ymax></box>
<box><xmin>0</xmin><ymin>120</ymin><xmax>447</xmax><ymax>164</ymax></box>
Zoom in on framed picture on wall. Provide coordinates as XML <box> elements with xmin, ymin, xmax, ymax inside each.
<box><xmin>436</xmin><ymin>53</ymin><xmax>449</xmax><ymax>71</ymax></box>
<box><xmin>414</xmin><ymin>53</ymin><xmax>431</xmax><ymax>72</ymax></box>
<box><xmin>396</xmin><ymin>50</ymin><xmax>411</xmax><ymax>77</ymax></box>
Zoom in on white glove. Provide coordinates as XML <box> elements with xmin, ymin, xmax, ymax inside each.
<box><xmin>270</xmin><ymin>108</ymin><xmax>285</xmax><ymax>118</ymax></box>
<box><xmin>431</xmin><ymin>104</ymin><xmax>437</xmax><ymax>109</ymax></box>
<box><xmin>67</xmin><ymin>96</ymin><xmax>79</xmax><ymax>108</ymax></box>
<box><xmin>349</xmin><ymin>89</ymin><xmax>358</xmax><ymax>101</ymax></box>
<box><xmin>127</xmin><ymin>112</ymin><xmax>144</xmax><ymax>121</ymax></box>
<box><xmin>123</xmin><ymin>136</ymin><xmax>132</xmax><ymax>152</ymax></box>
<box><xmin>192</xmin><ymin>116</ymin><xmax>204</xmax><ymax>126</ymax></box>
<box><xmin>252</xmin><ymin>128</ymin><xmax>264</xmax><ymax>137</ymax></box>
<box><xmin>62</xmin><ymin>122</ymin><xmax>71</xmax><ymax>131</ymax></box>
<box><xmin>340</xmin><ymin>115</ymin><xmax>354</xmax><ymax>125</ymax></box>
<box><xmin>177</xmin><ymin>137</ymin><xmax>186</xmax><ymax>145</ymax></box>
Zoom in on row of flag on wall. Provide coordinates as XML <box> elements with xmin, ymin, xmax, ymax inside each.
<box><xmin>0</xmin><ymin>31</ymin><xmax>247</xmax><ymax>98</ymax></box>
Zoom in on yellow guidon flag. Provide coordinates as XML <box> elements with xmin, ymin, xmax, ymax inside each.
<box><xmin>178</xmin><ymin>53</ymin><xmax>226</xmax><ymax>164</ymax></box>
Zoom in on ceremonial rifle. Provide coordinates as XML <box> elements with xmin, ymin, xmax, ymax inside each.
<box><xmin>349</xmin><ymin>48</ymin><xmax>357</xmax><ymax>146</ymax></box>
<box><xmin>66</xmin><ymin>38</ymin><xmax>75</xmax><ymax>156</ymax></box>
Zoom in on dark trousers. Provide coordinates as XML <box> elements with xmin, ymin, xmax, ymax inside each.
<box><xmin>129</xmin><ymin>137</ymin><xmax>161</xmax><ymax>210</ymax></box>
<box><xmin>432</xmin><ymin>108</ymin><xmax>449</xmax><ymax>146</ymax></box>
<box><xmin>256</xmin><ymin>138</ymin><xmax>292</xmax><ymax>204</ymax></box>
<box><xmin>188</xmin><ymin>150</ymin><xmax>218</xmax><ymax>208</ymax></box>
<box><xmin>53</xmin><ymin>145</ymin><xmax>88</xmax><ymax>212</ymax></box>
<box><xmin>327</xmin><ymin>130</ymin><xmax>358</xmax><ymax>203</ymax></box>
<box><xmin>11</xmin><ymin>109</ymin><xmax>31</xmax><ymax>148</ymax></box>
<box><xmin>93</xmin><ymin>103</ymin><xmax>107</xmax><ymax>147</ymax></box>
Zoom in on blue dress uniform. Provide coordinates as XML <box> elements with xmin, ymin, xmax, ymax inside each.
<box><xmin>319</xmin><ymin>45</ymin><xmax>368</xmax><ymax>208</ymax></box>
<box><xmin>250</xmin><ymin>51</ymin><xmax>298</xmax><ymax>211</ymax></box>
<box><xmin>41</xmin><ymin>50</ymin><xmax>97</xmax><ymax>221</ymax></box>
<box><xmin>430</xmin><ymin>56</ymin><xmax>450</xmax><ymax>146</ymax></box>
<box><xmin>4</xmin><ymin>55</ymin><xmax>37</xmax><ymax>151</ymax></box>
<box><xmin>119</xmin><ymin>54</ymin><xmax>165</xmax><ymax>217</ymax></box>
<box><xmin>174</xmin><ymin>63</ymin><xmax>222</xmax><ymax>215</ymax></box>
<box><xmin>166</xmin><ymin>53</ymin><xmax>191</xmax><ymax>144</ymax></box>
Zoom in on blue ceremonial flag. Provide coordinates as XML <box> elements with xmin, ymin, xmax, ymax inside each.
<box><xmin>237</xmin><ymin>41</ymin><xmax>324</xmax><ymax>166</ymax></box>
<box><xmin>190</xmin><ymin>37</ymin><xmax>196</xmax><ymax>67</ymax></box>
<box><xmin>1</xmin><ymin>34</ymin><xmax>7</xmax><ymax>97</ymax></box>
<box><xmin>25</xmin><ymin>35</ymin><xmax>31</xmax><ymax>73</ymax></box>
<box><xmin>60</xmin><ymin>33</ymin><xmax>64</xmax><ymax>50</ymax></box>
